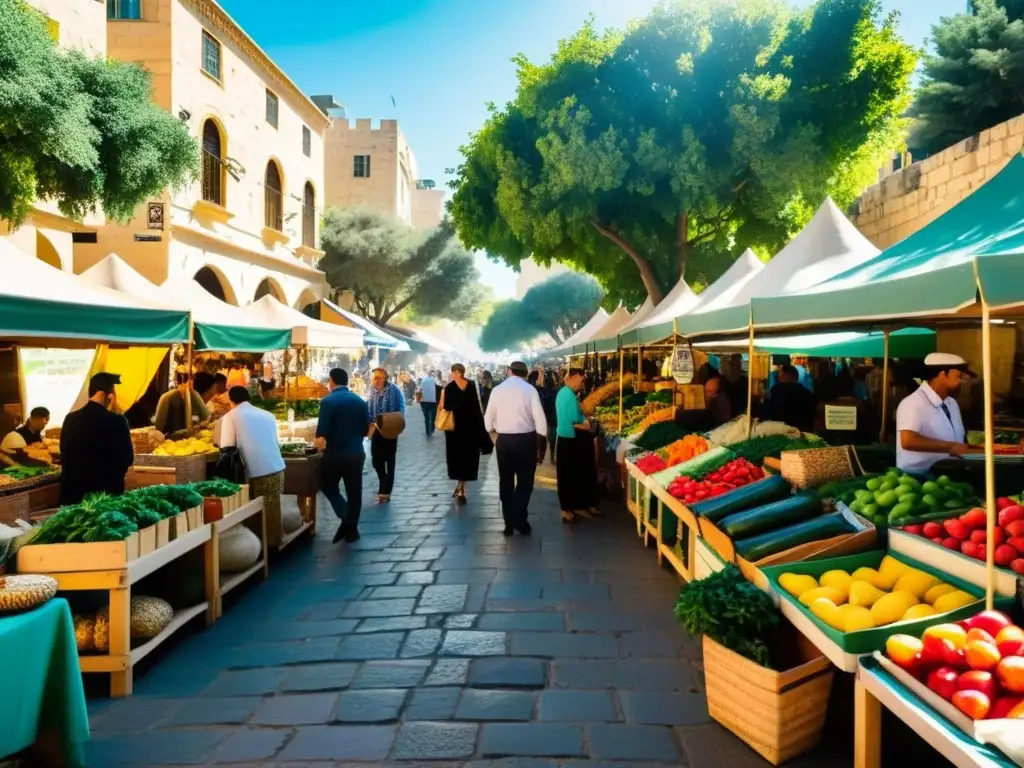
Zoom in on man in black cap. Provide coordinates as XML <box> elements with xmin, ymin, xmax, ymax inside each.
<box><xmin>483</xmin><ymin>361</ymin><xmax>548</xmax><ymax>536</ymax></box>
<box><xmin>60</xmin><ymin>372</ymin><xmax>134</xmax><ymax>505</ymax></box>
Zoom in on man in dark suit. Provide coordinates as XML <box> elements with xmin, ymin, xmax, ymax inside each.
<box><xmin>316</xmin><ymin>368</ymin><xmax>371</xmax><ymax>544</ymax></box>
<box><xmin>60</xmin><ymin>372</ymin><xmax>134</xmax><ymax>505</ymax></box>
<box><xmin>763</xmin><ymin>364</ymin><xmax>818</xmax><ymax>433</ymax></box>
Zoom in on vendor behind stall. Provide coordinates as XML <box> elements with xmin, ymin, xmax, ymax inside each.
<box><xmin>1</xmin><ymin>407</ymin><xmax>49</xmax><ymax>456</ymax></box>
<box><xmin>763</xmin><ymin>364</ymin><xmax>818</xmax><ymax>433</ymax></box>
<box><xmin>154</xmin><ymin>372</ymin><xmax>214</xmax><ymax>435</ymax></box>
<box><xmin>60</xmin><ymin>373</ymin><xmax>133</xmax><ymax>505</ymax></box>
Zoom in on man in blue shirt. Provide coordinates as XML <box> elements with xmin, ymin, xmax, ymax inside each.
<box><xmin>316</xmin><ymin>368</ymin><xmax>371</xmax><ymax>544</ymax></box>
<box><xmin>367</xmin><ymin>367</ymin><xmax>405</xmax><ymax>504</ymax></box>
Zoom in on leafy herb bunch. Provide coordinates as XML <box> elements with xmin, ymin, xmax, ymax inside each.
<box><xmin>673</xmin><ymin>565</ymin><xmax>779</xmax><ymax>667</ymax></box>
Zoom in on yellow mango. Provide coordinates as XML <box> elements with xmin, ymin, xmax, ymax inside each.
<box><xmin>837</xmin><ymin>604</ymin><xmax>875</xmax><ymax>632</ymax></box>
<box><xmin>933</xmin><ymin>590</ymin><xmax>978</xmax><ymax>614</ymax></box>
<box><xmin>878</xmin><ymin>555</ymin><xmax>909</xmax><ymax>582</ymax></box>
<box><xmin>871</xmin><ymin>592</ymin><xmax>916</xmax><ymax>626</ymax></box>
<box><xmin>799</xmin><ymin>586</ymin><xmax>847</xmax><ymax>607</ymax></box>
<box><xmin>778</xmin><ymin>573</ymin><xmax>819</xmax><ymax>599</ymax></box>
<box><xmin>890</xmin><ymin>590</ymin><xmax>920</xmax><ymax>608</ymax></box>
<box><xmin>809</xmin><ymin>597</ymin><xmax>842</xmax><ymax>630</ymax></box>
<box><xmin>901</xmin><ymin>604</ymin><xmax>936</xmax><ymax>621</ymax></box>
<box><xmin>851</xmin><ymin>567</ymin><xmax>895</xmax><ymax>591</ymax></box>
<box><xmin>849</xmin><ymin>580</ymin><xmax>886</xmax><ymax>608</ymax></box>
<box><xmin>894</xmin><ymin>570</ymin><xmax>941</xmax><ymax>599</ymax></box>
<box><xmin>924</xmin><ymin>583</ymin><xmax>958</xmax><ymax>605</ymax></box>
<box><xmin>819</xmin><ymin>570</ymin><xmax>853</xmax><ymax>593</ymax></box>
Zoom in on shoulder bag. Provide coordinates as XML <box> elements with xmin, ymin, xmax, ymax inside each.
<box><xmin>435</xmin><ymin>387</ymin><xmax>455</xmax><ymax>432</ymax></box>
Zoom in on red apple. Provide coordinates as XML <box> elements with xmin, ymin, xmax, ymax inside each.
<box><xmin>971</xmin><ymin>529</ymin><xmax>988</xmax><ymax>544</ymax></box>
<box><xmin>1005</xmin><ymin>520</ymin><xmax>1024</xmax><ymax>538</ymax></box>
<box><xmin>943</xmin><ymin>537</ymin><xmax>961</xmax><ymax>551</ymax></box>
<box><xmin>952</xmin><ymin>689</ymin><xmax>992</xmax><ymax>719</ymax></box>
<box><xmin>961</xmin><ymin>508</ymin><xmax>987</xmax><ymax>529</ymax></box>
<box><xmin>927</xmin><ymin>667</ymin><xmax>961</xmax><ymax>700</ymax></box>
<box><xmin>965</xmin><ymin>640</ymin><xmax>1002</xmax><ymax>671</ymax></box>
<box><xmin>929</xmin><ymin>536</ymin><xmax>944</xmax><ymax>545</ymax></box>
<box><xmin>945</xmin><ymin>518</ymin><xmax>970</xmax><ymax>539</ymax></box>
<box><xmin>903</xmin><ymin>523</ymin><xmax>924</xmax><ymax>536</ymax></box>
<box><xmin>1012</xmin><ymin>558</ymin><xmax>1024</xmax><ymax>575</ymax></box>
<box><xmin>945</xmin><ymin>646</ymin><xmax>969</xmax><ymax>670</ymax></box>
<box><xmin>1009</xmin><ymin>536</ymin><xmax>1024</xmax><ymax>553</ymax></box>
<box><xmin>923</xmin><ymin>521</ymin><xmax>944</xmax><ymax>538</ymax></box>
<box><xmin>996</xmin><ymin>625</ymin><xmax>1024</xmax><ymax>657</ymax></box>
<box><xmin>996</xmin><ymin>544</ymin><xmax>1018</xmax><ymax>567</ymax></box>
<box><xmin>997</xmin><ymin>497</ymin><xmax>1016</xmax><ymax>511</ymax></box>
<box><xmin>967</xmin><ymin>627</ymin><xmax>998</xmax><ymax>646</ymax></box>
<box><xmin>961</xmin><ymin>540</ymin><xmax>980</xmax><ymax>559</ymax></box>
<box><xmin>969</xmin><ymin>610</ymin><xmax>1014</xmax><ymax>638</ymax></box>
<box><xmin>922</xmin><ymin>634</ymin><xmax>956</xmax><ymax>665</ymax></box>
<box><xmin>958</xmin><ymin>670</ymin><xmax>998</xmax><ymax>700</ymax></box>
<box><xmin>997</xmin><ymin>656</ymin><xmax>1024</xmax><ymax>694</ymax></box>
<box><xmin>990</xmin><ymin>696</ymin><xmax>1023</xmax><ymax>719</ymax></box>
<box><xmin>999</xmin><ymin>505</ymin><xmax>1024</xmax><ymax>527</ymax></box>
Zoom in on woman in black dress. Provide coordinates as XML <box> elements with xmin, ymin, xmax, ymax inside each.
<box><xmin>441</xmin><ymin>363</ymin><xmax>492</xmax><ymax>503</ymax></box>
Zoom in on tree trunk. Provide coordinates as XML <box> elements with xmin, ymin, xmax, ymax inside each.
<box><xmin>676</xmin><ymin>212</ymin><xmax>688</xmax><ymax>282</ymax></box>
<box><xmin>592</xmin><ymin>220</ymin><xmax>664</xmax><ymax>305</ymax></box>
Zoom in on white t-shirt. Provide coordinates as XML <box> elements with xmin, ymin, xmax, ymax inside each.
<box><xmin>217</xmin><ymin>402</ymin><xmax>285</xmax><ymax>479</ymax></box>
<box><xmin>483</xmin><ymin>375</ymin><xmax>548</xmax><ymax>436</ymax></box>
<box><xmin>0</xmin><ymin>431</ymin><xmax>27</xmax><ymax>455</ymax></box>
<box><xmin>896</xmin><ymin>383</ymin><xmax>965</xmax><ymax>474</ymax></box>
<box><xmin>418</xmin><ymin>376</ymin><xmax>438</xmax><ymax>404</ymax></box>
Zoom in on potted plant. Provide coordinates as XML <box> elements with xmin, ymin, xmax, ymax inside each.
<box><xmin>675</xmin><ymin>565</ymin><xmax>834</xmax><ymax>765</ymax></box>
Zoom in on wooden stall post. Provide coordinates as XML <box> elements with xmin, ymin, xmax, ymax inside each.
<box><xmin>183</xmin><ymin>318</ymin><xmax>195</xmax><ymax>427</ymax></box>
<box><xmin>980</xmin><ymin>296</ymin><xmax>997</xmax><ymax>609</ymax></box>
<box><xmin>617</xmin><ymin>349</ymin><xmax>625</xmax><ymax>434</ymax></box>
<box><xmin>879</xmin><ymin>329</ymin><xmax>890</xmax><ymax>442</ymax></box>
<box><xmin>672</xmin><ymin>318</ymin><xmax>679</xmax><ymax>405</ymax></box>
<box><xmin>746</xmin><ymin>318</ymin><xmax>755</xmax><ymax>438</ymax></box>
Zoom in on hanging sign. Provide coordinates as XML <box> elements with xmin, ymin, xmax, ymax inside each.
<box><xmin>670</xmin><ymin>345</ymin><xmax>694</xmax><ymax>385</ymax></box>
<box><xmin>825</xmin><ymin>405</ymin><xmax>857</xmax><ymax>431</ymax></box>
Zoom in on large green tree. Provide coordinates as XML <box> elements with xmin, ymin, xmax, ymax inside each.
<box><xmin>448</xmin><ymin>0</ymin><xmax>916</xmax><ymax>306</ymax></box>
<box><xmin>319</xmin><ymin>207</ymin><xmax>481</xmax><ymax>326</ymax></box>
<box><xmin>910</xmin><ymin>0</ymin><xmax>1024</xmax><ymax>158</ymax></box>
<box><xmin>478</xmin><ymin>272</ymin><xmax>603</xmax><ymax>351</ymax></box>
<box><xmin>0</xmin><ymin>0</ymin><xmax>198</xmax><ymax>225</ymax></box>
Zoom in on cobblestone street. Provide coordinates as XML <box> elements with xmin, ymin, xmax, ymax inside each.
<box><xmin>84</xmin><ymin>410</ymin><xmax>852</xmax><ymax>767</ymax></box>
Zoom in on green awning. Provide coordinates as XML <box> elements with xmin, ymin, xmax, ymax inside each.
<box><xmin>192</xmin><ymin>323</ymin><xmax>292</xmax><ymax>353</ymax></box>
<box><xmin>696</xmin><ymin>328</ymin><xmax>936</xmax><ymax>358</ymax></box>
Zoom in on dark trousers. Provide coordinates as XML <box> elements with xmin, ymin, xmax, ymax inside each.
<box><xmin>371</xmin><ymin>432</ymin><xmax>398</xmax><ymax>495</ymax></box>
<box><xmin>496</xmin><ymin>432</ymin><xmax>538</xmax><ymax>527</ymax></box>
<box><xmin>321</xmin><ymin>452</ymin><xmax>365</xmax><ymax>529</ymax></box>
<box><xmin>420</xmin><ymin>402</ymin><xmax>437</xmax><ymax>435</ymax></box>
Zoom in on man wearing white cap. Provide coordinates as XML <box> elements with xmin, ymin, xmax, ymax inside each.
<box><xmin>895</xmin><ymin>353</ymin><xmax>981</xmax><ymax>474</ymax></box>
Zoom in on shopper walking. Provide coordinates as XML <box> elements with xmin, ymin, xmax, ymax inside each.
<box><xmin>367</xmin><ymin>367</ymin><xmax>405</xmax><ymax>504</ymax></box>
<box><xmin>479</xmin><ymin>370</ymin><xmax>493</xmax><ymax>411</ymax></box>
<box><xmin>484</xmin><ymin>361</ymin><xmax>548</xmax><ymax>536</ymax></box>
<box><xmin>441</xmin><ymin>363</ymin><xmax>492</xmax><ymax>503</ymax></box>
<box><xmin>541</xmin><ymin>371</ymin><xmax>559</xmax><ymax>464</ymax></box>
<box><xmin>417</xmin><ymin>370</ymin><xmax>438</xmax><ymax>437</ymax></box>
<box><xmin>316</xmin><ymin>368</ymin><xmax>371</xmax><ymax>544</ymax></box>
<box><xmin>555</xmin><ymin>368</ymin><xmax>600</xmax><ymax>523</ymax></box>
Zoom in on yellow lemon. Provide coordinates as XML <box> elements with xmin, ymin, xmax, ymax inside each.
<box><xmin>849</xmin><ymin>580</ymin><xmax>886</xmax><ymax>608</ymax></box>
<box><xmin>799</xmin><ymin>586</ymin><xmax>847</xmax><ymax>607</ymax></box>
<box><xmin>779</xmin><ymin>573</ymin><xmax>819</xmax><ymax>599</ymax></box>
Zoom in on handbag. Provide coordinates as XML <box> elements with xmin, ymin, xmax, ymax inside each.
<box><xmin>376</xmin><ymin>411</ymin><xmax>407</xmax><ymax>440</ymax></box>
<box><xmin>211</xmin><ymin>446</ymin><xmax>247</xmax><ymax>484</ymax></box>
<box><xmin>435</xmin><ymin>388</ymin><xmax>455</xmax><ymax>432</ymax></box>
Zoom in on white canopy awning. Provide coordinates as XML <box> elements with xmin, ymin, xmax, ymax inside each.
<box><xmin>550</xmin><ymin>308</ymin><xmax>609</xmax><ymax>354</ymax></box>
<box><xmin>239</xmin><ymin>296</ymin><xmax>364</xmax><ymax>349</ymax></box>
<box><xmin>569</xmin><ymin>306</ymin><xmax>632</xmax><ymax>352</ymax></box>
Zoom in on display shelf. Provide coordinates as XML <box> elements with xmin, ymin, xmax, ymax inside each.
<box><xmin>219</xmin><ymin>561</ymin><xmax>265</xmax><ymax>599</ymax></box>
<box><xmin>78</xmin><ymin>603</ymin><xmax>210</xmax><ymax>674</ymax></box>
<box><xmin>276</xmin><ymin>519</ymin><xmax>314</xmax><ymax>551</ymax></box>
<box><xmin>208</xmin><ymin>498</ymin><xmax>268</xmax><ymax>619</ymax></box>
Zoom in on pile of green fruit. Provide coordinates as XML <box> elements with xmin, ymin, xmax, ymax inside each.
<box><xmin>828</xmin><ymin>468</ymin><xmax>979</xmax><ymax>527</ymax></box>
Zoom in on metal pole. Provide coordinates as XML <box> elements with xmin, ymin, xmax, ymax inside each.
<box><xmin>672</xmin><ymin>318</ymin><xmax>679</xmax><ymax>409</ymax></box>
<box><xmin>746</xmin><ymin>321</ymin><xmax>755</xmax><ymax>438</ymax></box>
<box><xmin>184</xmin><ymin>318</ymin><xmax>194</xmax><ymax>428</ymax></box>
<box><xmin>879</xmin><ymin>329</ymin><xmax>890</xmax><ymax>442</ymax></box>
<box><xmin>617</xmin><ymin>348</ymin><xmax>625</xmax><ymax>433</ymax></box>
<box><xmin>981</xmin><ymin>302</ymin><xmax>997</xmax><ymax>609</ymax></box>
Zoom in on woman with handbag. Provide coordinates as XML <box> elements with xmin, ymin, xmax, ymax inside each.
<box><xmin>439</xmin><ymin>363</ymin><xmax>492</xmax><ymax>503</ymax></box>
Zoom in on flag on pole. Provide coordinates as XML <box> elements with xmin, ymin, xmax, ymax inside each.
<box><xmin>391</xmin><ymin>95</ymin><xmax>396</xmax><ymax>108</ymax></box>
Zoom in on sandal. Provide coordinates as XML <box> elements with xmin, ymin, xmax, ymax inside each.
<box><xmin>561</xmin><ymin>510</ymin><xmax>575</xmax><ymax>523</ymax></box>
<box><xmin>457</xmin><ymin>491</ymin><xmax>468</xmax><ymax>504</ymax></box>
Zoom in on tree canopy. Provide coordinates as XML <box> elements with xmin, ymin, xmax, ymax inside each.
<box><xmin>478</xmin><ymin>272</ymin><xmax>603</xmax><ymax>351</ymax></box>
<box><xmin>447</xmin><ymin>0</ymin><xmax>917</xmax><ymax>306</ymax></box>
<box><xmin>319</xmin><ymin>207</ymin><xmax>481</xmax><ymax>326</ymax></box>
<box><xmin>0</xmin><ymin>0</ymin><xmax>198</xmax><ymax>225</ymax></box>
<box><xmin>910</xmin><ymin>0</ymin><xmax>1024</xmax><ymax>158</ymax></box>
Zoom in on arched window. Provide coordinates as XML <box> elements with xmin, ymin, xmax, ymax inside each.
<box><xmin>302</xmin><ymin>182</ymin><xmax>315</xmax><ymax>247</ymax></box>
<box><xmin>265</xmin><ymin>161</ymin><xmax>283</xmax><ymax>231</ymax></box>
<box><xmin>200</xmin><ymin>120</ymin><xmax>223</xmax><ymax>205</ymax></box>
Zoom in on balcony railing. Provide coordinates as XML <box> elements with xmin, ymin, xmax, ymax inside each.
<box><xmin>265</xmin><ymin>183</ymin><xmax>283</xmax><ymax>232</ymax></box>
<box><xmin>201</xmin><ymin>149</ymin><xmax>224</xmax><ymax>206</ymax></box>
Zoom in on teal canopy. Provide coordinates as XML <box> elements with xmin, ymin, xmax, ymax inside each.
<box><xmin>754</xmin><ymin>154</ymin><xmax>1024</xmax><ymax>330</ymax></box>
<box><xmin>695</xmin><ymin>327</ymin><xmax>936</xmax><ymax>358</ymax></box>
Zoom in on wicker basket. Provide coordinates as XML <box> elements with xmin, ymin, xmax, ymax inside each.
<box><xmin>133</xmin><ymin>452</ymin><xmax>208</xmax><ymax>483</ymax></box>
<box><xmin>703</xmin><ymin>635</ymin><xmax>833</xmax><ymax>765</ymax></box>
<box><xmin>780</xmin><ymin>445</ymin><xmax>857</xmax><ymax>489</ymax></box>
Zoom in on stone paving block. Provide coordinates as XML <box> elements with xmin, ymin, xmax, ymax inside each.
<box><xmin>443</xmin><ymin>613</ymin><xmax>478</xmax><ymax>629</ymax></box>
<box><xmin>620</xmin><ymin>691</ymin><xmax>710</xmax><ymax>725</ymax></box>
<box><xmin>538</xmin><ymin>690</ymin><xmax>617</xmax><ymax>723</ymax></box>
<box><xmin>397</xmin><ymin>571</ymin><xmax>436</xmax><ymax>586</ymax></box>
<box><xmin>404</xmin><ymin>686</ymin><xmax>462</xmax><ymax>720</ymax></box>
<box><xmin>510</xmin><ymin>632</ymin><xmax>618</xmax><ymax>658</ymax></box>
<box><xmin>392</xmin><ymin>721</ymin><xmax>480</xmax><ymax>759</ymax></box>
<box><xmin>356</xmin><ymin>615</ymin><xmax>427</xmax><ymax>633</ymax></box>
<box><xmin>87</xmin><ymin>697</ymin><xmax>183</xmax><ymax>734</ymax></box>
<box><xmin>616</xmin><ymin>631</ymin><xmax>685</xmax><ymax>659</ymax></box>
<box><xmin>441</xmin><ymin>630</ymin><xmax>507</xmax><ymax>656</ymax></box>
<box><xmin>263</xmin><ymin>618</ymin><xmax>360</xmax><ymax>639</ymax></box>
<box><xmin>479</xmin><ymin>723</ymin><xmax>584</xmax><ymax>758</ymax></box>
<box><xmin>367</xmin><ymin>585</ymin><xmax>424</xmax><ymax>599</ymax></box>
<box><xmin>352</xmin><ymin>660</ymin><xmax>431</xmax><ymax>688</ymax></box>
<box><xmin>278</xmin><ymin>724</ymin><xmax>397</xmax><ymax>761</ymax></box>
<box><xmin>478</xmin><ymin>612</ymin><xmax>565</xmax><ymax>631</ymax></box>
<box><xmin>210</xmin><ymin>727</ymin><xmax>291</xmax><ymax>762</ymax></box>
<box><xmin>416</xmin><ymin>584</ymin><xmax>470</xmax><ymax>613</ymax></box>
<box><xmin>414</xmin><ymin>546</ymin><xmax>446</xmax><ymax>560</ymax></box>
<box><xmin>223</xmin><ymin>637</ymin><xmax>340</xmax><ymax>668</ymax></box>
<box><xmin>401</xmin><ymin>628</ymin><xmax>444</xmax><ymax>657</ymax></box>
<box><xmin>336</xmin><ymin>631</ymin><xmax>405</xmax><ymax>660</ymax></box>
<box><xmin>587</xmin><ymin>724</ymin><xmax>680</xmax><ymax>761</ymax></box>
<box><xmin>251</xmin><ymin>692</ymin><xmax>338</xmax><ymax>725</ymax></box>
<box><xmin>342</xmin><ymin>598</ymin><xmax>417</xmax><ymax>618</ymax></box>
<box><xmin>280</xmin><ymin>662</ymin><xmax>359</xmax><ymax>693</ymax></box>
<box><xmin>165</xmin><ymin>695</ymin><xmax>261</xmax><ymax>726</ymax></box>
<box><xmin>487</xmin><ymin>584</ymin><xmax>543</xmax><ymax>600</ymax></box>
<box><xmin>393</xmin><ymin>560</ymin><xmax>432</xmax><ymax>572</ymax></box>
<box><xmin>206</xmin><ymin>667</ymin><xmax>288</xmax><ymax>697</ymax></box>
<box><xmin>464</xmin><ymin>583</ymin><xmax>489</xmax><ymax>612</ymax></box>
<box><xmin>333</xmin><ymin>688</ymin><xmax>408</xmax><ymax>722</ymax></box>
<box><xmin>425</xmin><ymin>658</ymin><xmax>470</xmax><ymax>686</ymax></box>
<box><xmin>613</xmin><ymin>660</ymin><xmax>698</xmax><ymax>691</ymax></box>
<box><xmin>457</xmin><ymin>689</ymin><xmax>536</xmax><ymax>721</ymax></box>
<box><xmin>469</xmin><ymin>657</ymin><xmax>547</xmax><ymax>688</ymax></box>
<box><xmin>85</xmin><ymin>730</ymin><xmax>226</xmax><ymax>766</ymax></box>
<box><xmin>541</xmin><ymin>584</ymin><xmax>611</xmax><ymax>602</ymax></box>
<box><xmin>484</xmin><ymin>598</ymin><xmax>559</xmax><ymax>612</ymax></box>
<box><xmin>436</xmin><ymin>569</ymin><xmax>498</xmax><ymax>584</ymax></box>
<box><xmin>357</xmin><ymin>572</ymin><xmax>400</xmax><ymax>586</ymax></box>
<box><xmin>567</xmin><ymin>611</ymin><xmax>645</xmax><ymax>632</ymax></box>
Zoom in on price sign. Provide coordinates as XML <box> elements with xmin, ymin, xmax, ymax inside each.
<box><xmin>825</xmin><ymin>405</ymin><xmax>857</xmax><ymax>431</ymax></box>
<box><xmin>670</xmin><ymin>346</ymin><xmax>694</xmax><ymax>385</ymax></box>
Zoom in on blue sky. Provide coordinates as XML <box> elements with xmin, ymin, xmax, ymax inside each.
<box><xmin>219</xmin><ymin>0</ymin><xmax>967</xmax><ymax>298</ymax></box>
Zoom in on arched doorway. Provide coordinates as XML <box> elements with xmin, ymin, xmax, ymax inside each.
<box><xmin>201</xmin><ymin>119</ymin><xmax>225</xmax><ymax>205</ymax></box>
<box><xmin>302</xmin><ymin>182</ymin><xmax>316</xmax><ymax>247</ymax></box>
<box><xmin>264</xmin><ymin>161</ymin><xmax>283</xmax><ymax>231</ymax></box>
<box><xmin>295</xmin><ymin>288</ymin><xmax>320</xmax><ymax>318</ymax></box>
<box><xmin>253</xmin><ymin>277</ymin><xmax>285</xmax><ymax>303</ymax></box>
<box><xmin>35</xmin><ymin>231</ymin><xmax>62</xmax><ymax>270</ymax></box>
<box><xmin>193</xmin><ymin>266</ymin><xmax>237</xmax><ymax>305</ymax></box>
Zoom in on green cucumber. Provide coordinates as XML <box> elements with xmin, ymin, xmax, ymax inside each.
<box><xmin>719</xmin><ymin>491</ymin><xmax>823</xmax><ymax>539</ymax></box>
<box><xmin>733</xmin><ymin>512</ymin><xmax>857</xmax><ymax>562</ymax></box>
<box><xmin>690</xmin><ymin>475</ymin><xmax>793</xmax><ymax>524</ymax></box>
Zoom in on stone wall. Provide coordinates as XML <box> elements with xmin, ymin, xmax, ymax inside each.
<box><xmin>852</xmin><ymin>115</ymin><xmax>1024</xmax><ymax>248</ymax></box>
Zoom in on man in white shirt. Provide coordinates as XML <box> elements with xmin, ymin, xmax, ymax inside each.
<box><xmin>484</xmin><ymin>360</ymin><xmax>548</xmax><ymax>536</ymax></box>
<box><xmin>896</xmin><ymin>353</ymin><xmax>981</xmax><ymax>474</ymax></box>
<box><xmin>417</xmin><ymin>371</ymin><xmax>439</xmax><ymax>437</ymax></box>
<box><xmin>217</xmin><ymin>387</ymin><xmax>288</xmax><ymax>545</ymax></box>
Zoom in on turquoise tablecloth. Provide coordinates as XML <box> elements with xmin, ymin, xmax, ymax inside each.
<box><xmin>0</xmin><ymin>597</ymin><xmax>89</xmax><ymax>766</ymax></box>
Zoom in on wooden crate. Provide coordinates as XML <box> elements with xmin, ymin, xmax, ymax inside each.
<box><xmin>27</xmin><ymin>481</ymin><xmax>60</xmax><ymax>512</ymax></box>
<box><xmin>0</xmin><ymin>491</ymin><xmax>30</xmax><ymax>526</ymax></box>
<box><xmin>18</xmin><ymin>533</ymin><xmax>141</xmax><ymax>572</ymax></box>
<box><xmin>124</xmin><ymin>465</ymin><xmax>177</xmax><ymax>490</ymax></box>
<box><xmin>133</xmin><ymin>453</ymin><xmax>208</xmax><ymax>483</ymax></box>
<box><xmin>703</xmin><ymin>634</ymin><xmax>833</xmax><ymax>765</ymax></box>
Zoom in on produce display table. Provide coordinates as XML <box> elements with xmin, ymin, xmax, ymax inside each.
<box><xmin>206</xmin><ymin>498</ymin><xmax>268</xmax><ymax>619</ymax></box>
<box><xmin>855</xmin><ymin>656</ymin><xmax>1015</xmax><ymax>768</ymax></box>
<box><xmin>0</xmin><ymin>598</ymin><xmax>89</xmax><ymax>767</ymax></box>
